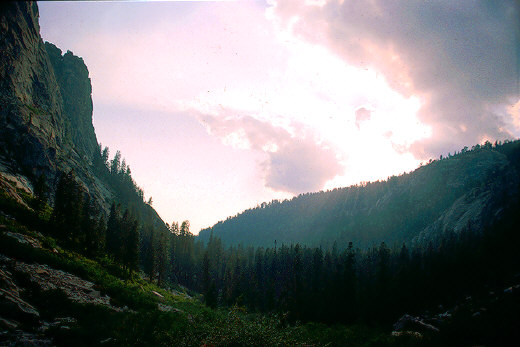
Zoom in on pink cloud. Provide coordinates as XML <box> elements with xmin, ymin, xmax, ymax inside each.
<box><xmin>195</xmin><ymin>110</ymin><xmax>344</xmax><ymax>194</ymax></box>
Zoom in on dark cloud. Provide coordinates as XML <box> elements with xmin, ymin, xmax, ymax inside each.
<box><xmin>196</xmin><ymin>111</ymin><xmax>343</xmax><ymax>194</ymax></box>
<box><xmin>355</xmin><ymin>107</ymin><xmax>371</xmax><ymax>128</ymax></box>
<box><xmin>273</xmin><ymin>0</ymin><xmax>520</xmax><ymax>158</ymax></box>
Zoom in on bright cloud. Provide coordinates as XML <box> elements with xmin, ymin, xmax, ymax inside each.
<box><xmin>269</xmin><ymin>0</ymin><xmax>520</xmax><ymax>158</ymax></box>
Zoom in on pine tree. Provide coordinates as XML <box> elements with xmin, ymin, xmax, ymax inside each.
<box><xmin>202</xmin><ymin>250</ymin><xmax>217</xmax><ymax>308</ymax></box>
<box><xmin>110</xmin><ymin>150</ymin><xmax>121</xmax><ymax>175</ymax></box>
<box><xmin>79</xmin><ymin>193</ymin><xmax>95</xmax><ymax>251</ymax></box>
<box><xmin>51</xmin><ymin>171</ymin><xmax>83</xmax><ymax>244</ymax></box>
<box><xmin>123</xmin><ymin>212</ymin><xmax>139</xmax><ymax>272</ymax></box>
<box><xmin>156</xmin><ymin>229</ymin><xmax>168</xmax><ymax>286</ymax></box>
<box><xmin>142</xmin><ymin>224</ymin><xmax>156</xmax><ymax>282</ymax></box>
<box><xmin>91</xmin><ymin>215</ymin><xmax>106</xmax><ymax>257</ymax></box>
<box><xmin>33</xmin><ymin>174</ymin><xmax>48</xmax><ymax>211</ymax></box>
<box><xmin>106</xmin><ymin>203</ymin><xmax>121</xmax><ymax>259</ymax></box>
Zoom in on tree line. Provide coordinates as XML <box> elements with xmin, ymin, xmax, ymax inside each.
<box><xmin>92</xmin><ymin>143</ymin><xmax>146</xmax><ymax>204</ymax></box>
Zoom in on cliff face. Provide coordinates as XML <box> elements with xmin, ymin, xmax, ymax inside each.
<box><xmin>45</xmin><ymin>42</ymin><xmax>97</xmax><ymax>159</ymax></box>
<box><xmin>0</xmin><ymin>2</ymin><xmax>111</xmax><ymax>214</ymax></box>
<box><xmin>0</xmin><ymin>2</ymin><xmax>66</xmax><ymax>180</ymax></box>
<box><xmin>411</xmin><ymin>148</ymin><xmax>519</xmax><ymax>246</ymax></box>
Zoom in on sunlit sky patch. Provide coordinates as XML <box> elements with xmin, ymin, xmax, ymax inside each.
<box><xmin>38</xmin><ymin>0</ymin><xmax>519</xmax><ymax>233</ymax></box>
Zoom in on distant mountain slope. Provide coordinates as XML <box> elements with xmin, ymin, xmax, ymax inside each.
<box><xmin>199</xmin><ymin>141</ymin><xmax>520</xmax><ymax>248</ymax></box>
<box><xmin>0</xmin><ymin>2</ymin><xmax>165</xmax><ymax>228</ymax></box>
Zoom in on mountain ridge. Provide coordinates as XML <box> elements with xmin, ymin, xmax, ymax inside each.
<box><xmin>198</xmin><ymin>141</ymin><xmax>520</xmax><ymax>249</ymax></box>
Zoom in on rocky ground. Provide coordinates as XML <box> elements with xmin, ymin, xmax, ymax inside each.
<box><xmin>391</xmin><ymin>279</ymin><xmax>520</xmax><ymax>343</ymax></box>
<box><xmin>0</xmin><ymin>230</ymin><xmax>124</xmax><ymax>346</ymax></box>
<box><xmin>0</xmin><ymin>222</ymin><xmax>201</xmax><ymax>346</ymax></box>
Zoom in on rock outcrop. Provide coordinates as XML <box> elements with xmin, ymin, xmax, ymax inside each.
<box><xmin>411</xmin><ymin>149</ymin><xmax>519</xmax><ymax>246</ymax></box>
<box><xmin>0</xmin><ymin>2</ymin><xmax>102</xmax><ymax>199</ymax></box>
<box><xmin>45</xmin><ymin>42</ymin><xmax>97</xmax><ymax>159</ymax></box>
<box><xmin>0</xmin><ymin>250</ymin><xmax>125</xmax><ymax>346</ymax></box>
<box><xmin>0</xmin><ymin>255</ymin><xmax>40</xmax><ymax>324</ymax></box>
<box><xmin>393</xmin><ymin>314</ymin><xmax>439</xmax><ymax>334</ymax></box>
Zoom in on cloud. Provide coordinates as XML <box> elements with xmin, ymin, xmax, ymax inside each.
<box><xmin>355</xmin><ymin>107</ymin><xmax>372</xmax><ymax>128</ymax></box>
<box><xmin>270</xmin><ymin>0</ymin><xmax>520</xmax><ymax>158</ymax></box>
<box><xmin>264</xmin><ymin>136</ymin><xmax>342</xmax><ymax>193</ymax></box>
<box><xmin>509</xmin><ymin>99</ymin><xmax>520</xmax><ymax>130</ymax></box>
<box><xmin>194</xmin><ymin>109</ymin><xmax>343</xmax><ymax>194</ymax></box>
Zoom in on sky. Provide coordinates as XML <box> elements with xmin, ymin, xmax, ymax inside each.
<box><xmin>38</xmin><ymin>0</ymin><xmax>520</xmax><ymax>234</ymax></box>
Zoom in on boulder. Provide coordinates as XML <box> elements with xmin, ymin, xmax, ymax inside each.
<box><xmin>5</xmin><ymin>231</ymin><xmax>42</xmax><ymax>248</ymax></box>
<box><xmin>391</xmin><ymin>330</ymin><xmax>423</xmax><ymax>338</ymax></box>
<box><xmin>0</xmin><ymin>317</ymin><xmax>18</xmax><ymax>330</ymax></box>
<box><xmin>393</xmin><ymin>314</ymin><xmax>439</xmax><ymax>333</ymax></box>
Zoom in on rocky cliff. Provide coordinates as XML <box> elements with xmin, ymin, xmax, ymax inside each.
<box><xmin>411</xmin><ymin>148</ymin><xmax>518</xmax><ymax>246</ymax></box>
<box><xmin>0</xmin><ymin>2</ymin><xmax>160</xmax><ymax>224</ymax></box>
<box><xmin>0</xmin><ymin>1</ymin><xmax>112</xmax><ymax>213</ymax></box>
<box><xmin>45</xmin><ymin>42</ymin><xmax>97</xmax><ymax>159</ymax></box>
<box><xmin>0</xmin><ymin>1</ymin><xmax>67</xmax><ymax>182</ymax></box>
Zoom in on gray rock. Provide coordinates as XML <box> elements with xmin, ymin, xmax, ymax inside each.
<box><xmin>412</xmin><ymin>150</ymin><xmax>519</xmax><ymax>247</ymax></box>
<box><xmin>5</xmin><ymin>231</ymin><xmax>42</xmax><ymax>248</ymax></box>
<box><xmin>391</xmin><ymin>330</ymin><xmax>423</xmax><ymax>338</ymax></box>
<box><xmin>393</xmin><ymin>314</ymin><xmax>439</xmax><ymax>333</ymax></box>
<box><xmin>0</xmin><ymin>0</ymin><xmax>166</xmax><ymax>240</ymax></box>
<box><xmin>10</xmin><ymin>258</ymin><xmax>124</xmax><ymax>311</ymax></box>
<box><xmin>0</xmin><ymin>317</ymin><xmax>18</xmax><ymax>330</ymax></box>
<box><xmin>0</xmin><ymin>330</ymin><xmax>53</xmax><ymax>347</ymax></box>
<box><xmin>437</xmin><ymin>311</ymin><xmax>452</xmax><ymax>320</ymax></box>
<box><xmin>0</xmin><ymin>263</ymin><xmax>40</xmax><ymax>322</ymax></box>
<box><xmin>0</xmin><ymin>2</ymin><xmax>112</xmax><ymax>215</ymax></box>
<box><xmin>152</xmin><ymin>290</ymin><xmax>164</xmax><ymax>299</ymax></box>
<box><xmin>157</xmin><ymin>303</ymin><xmax>173</xmax><ymax>312</ymax></box>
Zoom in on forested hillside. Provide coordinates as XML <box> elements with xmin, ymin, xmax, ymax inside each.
<box><xmin>199</xmin><ymin>140</ymin><xmax>520</xmax><ymax>249</ymax></box>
